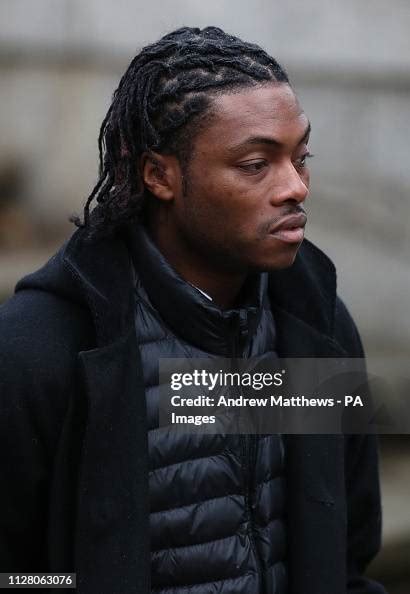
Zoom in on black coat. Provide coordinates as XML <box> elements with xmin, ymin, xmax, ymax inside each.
<box><xmin>0</xmin><ymin>227</ymin><xmax>386</xmax><ymax>594</ymax></box>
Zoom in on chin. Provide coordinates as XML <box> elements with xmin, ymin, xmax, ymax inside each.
<box><xmin>251</xmin><ymin>242</ymin><xmax>301</xmax><ymax>272</ymax></box>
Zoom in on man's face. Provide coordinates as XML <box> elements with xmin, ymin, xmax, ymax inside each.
<box><xmin>162</xmin><ymin>82</ymin><xmax>311</xmax><ymax>273</ymax></box>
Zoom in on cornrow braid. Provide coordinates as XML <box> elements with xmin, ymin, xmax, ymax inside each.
<box><xmin>72</xmin><ymin>26</ymin><xmax>289</xmax><ymax>239</ymax></box>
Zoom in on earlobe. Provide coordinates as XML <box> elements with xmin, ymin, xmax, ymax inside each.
<box><xmin>141</xmin><ymin>151</ymin><xmax>176</xmax><ymax>202</ymax></box>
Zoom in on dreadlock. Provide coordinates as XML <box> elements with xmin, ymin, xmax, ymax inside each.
<box><xmin>72</xmin><ymin>26</ymin><xmax>289</xmax><ymax>239</ymax></box>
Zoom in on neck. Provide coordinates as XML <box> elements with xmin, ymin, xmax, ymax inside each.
<box><xmin>145</xmin><ymin>217</ymin><xmax>247</xmax><ymax>310</ymax></box>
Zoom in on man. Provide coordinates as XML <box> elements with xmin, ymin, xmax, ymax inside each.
<box><xmin>0</xmin><ymin>27</ymin><xmax>385</xmax><ymax>594</ymax></box>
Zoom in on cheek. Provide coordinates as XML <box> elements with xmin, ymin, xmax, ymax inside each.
<box><xmin>182</xmin><ymin>167</ymin><xmax>267</xmax><ymax>239</ymax></box>
<box><xmin>178</xmin><ymin>178</ymin><xmax>231</xmax><ymax>237</ymax></box>
<box><xmin>187</xmin><ymin>177</ymin><xmax>240</xmax><ymax>219</ymax></box>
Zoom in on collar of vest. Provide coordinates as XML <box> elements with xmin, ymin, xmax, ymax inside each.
<box><xmin>128</xmin><ymin>223</ymin><xmax>269</xmax><ymax>356</ymax></box>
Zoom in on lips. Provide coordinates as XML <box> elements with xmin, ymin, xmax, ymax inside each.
<box><xmin>269</xmin><ymin>212</ymin><xmax>307</xmax><ymax>243</ymax></box>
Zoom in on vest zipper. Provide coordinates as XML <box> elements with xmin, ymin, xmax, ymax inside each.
<box><xmin>229</xmin><ymin>315</ymin><xmax>265</xmax><ymax>592</ymax></box>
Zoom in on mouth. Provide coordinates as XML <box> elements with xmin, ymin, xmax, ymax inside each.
<box><xmin>268</xmin><ymin>212</ymin><xmax>307</xmax><ymax>244</ymax></box>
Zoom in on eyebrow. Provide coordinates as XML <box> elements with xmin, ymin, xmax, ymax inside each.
<box><xmin>227</xmin><ymin>121</ymin><xmax>311</xmax><ymax>154</ymax></box>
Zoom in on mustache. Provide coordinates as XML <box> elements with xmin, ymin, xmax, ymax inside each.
<box><xmin>260</xmin><ymin>205</ymin><xmax>307</xmax><ymax>234</ymax></box>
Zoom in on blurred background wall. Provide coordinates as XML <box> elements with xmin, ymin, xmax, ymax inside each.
<box><xmin>0</xmin><ymin>1</ymin><xmax>409</xmax><ymax>590</ymax></box>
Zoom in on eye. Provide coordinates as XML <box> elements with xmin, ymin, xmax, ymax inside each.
<box><xmin>294</xmin><ymin>152</ymin><xmax>314</xmax><ymax>169</ymax></box>
<box><xmin>237</xmin><ymin>160</ymin><xmax>268</xmax><ymax>174</ymax></box>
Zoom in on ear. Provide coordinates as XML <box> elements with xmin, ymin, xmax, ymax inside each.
<box><xmin>140</xmin><ymin>151</ymin><xmax>181</xmax><ymax>202</ymax></box>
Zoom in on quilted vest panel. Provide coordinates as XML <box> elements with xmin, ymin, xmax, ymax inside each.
<box><xmin>131</xmin><ymin>226</ymin><xmax>288</xmax><ymax>594</ymax></box>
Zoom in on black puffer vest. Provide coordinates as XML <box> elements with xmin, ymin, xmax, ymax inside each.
<box><xmin>130</xmin><ymin>226</ymin><xmax>287</xmax><ymax>594</ymax></box>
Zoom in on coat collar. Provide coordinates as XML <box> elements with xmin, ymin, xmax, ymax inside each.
<box><xmin>63</xmin><ymin>226</ymin><xmax>339</xmax><ymax>350</ymax></box>
<box><xmin>16</xmin><ymin>224</ymin><xmax>339</xmax><ymax>351</ymax></box>
<box><xmin>268</xmin><ymin>238</ymin><xmax>337</xmax><ymax>339</ymax></box>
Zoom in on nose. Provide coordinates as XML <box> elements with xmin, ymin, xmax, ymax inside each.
<box><xmin>269</xmin><ymin>161</ymin><xmax>309</xmax><ymax>206</ymax></box>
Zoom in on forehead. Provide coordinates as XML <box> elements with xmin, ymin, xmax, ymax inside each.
<box><xmin>200</xmin><ymin>83</ymin><xmax>308</xmax><ymax>149</ymax></box>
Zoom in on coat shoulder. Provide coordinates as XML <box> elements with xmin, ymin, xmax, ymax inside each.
<box><xmin>0</xmin><ymin>287</ymin><xmax>94</xmax><ymax>424</ymax></box>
